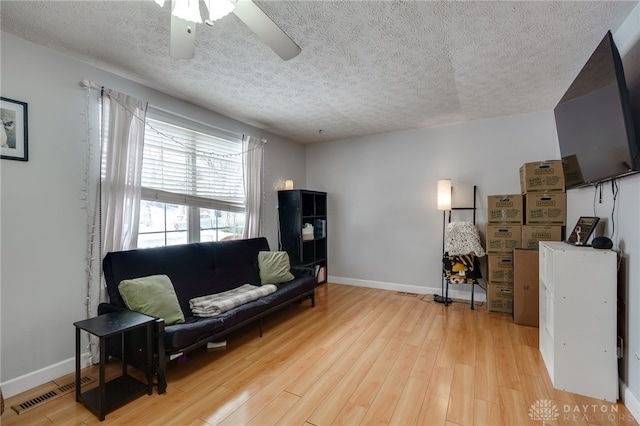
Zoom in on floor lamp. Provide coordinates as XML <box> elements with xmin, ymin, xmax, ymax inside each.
<box><xmin>434</xmin><ymin>179</ymin><xmax>452</xmax><ymax>305</ymax></box>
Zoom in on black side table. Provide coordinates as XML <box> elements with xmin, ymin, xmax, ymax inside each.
<box><xmin>74</xmin><ymin>310</ymin><xmax>154</xmax><ymax>421</ymax></box>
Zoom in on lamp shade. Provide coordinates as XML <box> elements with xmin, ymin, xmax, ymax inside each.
<box><xmin>437</xmin><ymin>179</ymin><xmax>452</xmax><ymax>210</ymax></box>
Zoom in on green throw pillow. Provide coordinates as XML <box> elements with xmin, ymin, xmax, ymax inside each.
<box><xmin>118</xmin><ymin>274</ymin><xmax>185</xmax><ymax>325</ymax></box>
<box><xmin>258</xmin><ymin>251</ymin><xmax>295</xmax><ymax>285</ymax></box>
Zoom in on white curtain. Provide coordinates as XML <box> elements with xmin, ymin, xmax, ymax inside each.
<box><xmin>86</xmin><ymin>87</ymin><xmax>146</xmax><ymax>363</ymax></box>
<box><xmin>243</xmin><ymin>136</ymin><xmax>264</xmax><ymax>239</ymax></box>
<box><xmin>101</xmin><ymin>89</ymin><xmax>147</xmax><ymax>252</ymax></box>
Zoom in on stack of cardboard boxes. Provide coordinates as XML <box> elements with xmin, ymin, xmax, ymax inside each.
<box><xmin>486</xmin><ymin>160</ymin><xmax>566</xmax><ymax>324</ymax></box>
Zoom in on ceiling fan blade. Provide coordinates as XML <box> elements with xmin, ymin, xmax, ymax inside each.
<box><xmin>232</xmin><ymin>0</ymin><xmax>301</xmax><ymax>61</ymax></box>
<box><xmin>170</xmin><ymin>14</ymin><xmax>196</xmax><ymax>59</ymax></box>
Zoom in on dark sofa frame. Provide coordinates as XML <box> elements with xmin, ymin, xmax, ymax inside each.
<box><xmin>98</xmin><ymin>237</ymin><xmax>316</xmax><ymax>393</ymax></box>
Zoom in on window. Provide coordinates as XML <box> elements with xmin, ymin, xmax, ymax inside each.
<box><xmin>137</xmin><ymin>109</ymin><xmax>245</xmax><ymax>248</ymax></box>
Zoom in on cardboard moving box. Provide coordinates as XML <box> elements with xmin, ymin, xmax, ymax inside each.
<box><xmin>487</xmin><ymin>284</ymin><xmax>514</xmax><ymax>314</ymax></box>
<box><xmin>513</xmin><ymin>249</ymin><xmax>539</xmax><ymax>327</ymax></box>
<box><xmin>487</xmin><ymin>195</ymin><xmax>524</xmax><ymax>224</ymax></box>
<box><xmin>520</xmin><ymin>160</ymin><xmax>565</xmax><ymax>193</ymax></box>
<box><xmin>521</xmin><ymin>225</ymin><xmax>563</xmax><ymax>250</ymax></box>
<box><xmin>486</xmin><ymin>225</ymin><xmax>522</xmax><ymax>254</ymax></box>
<box><xmin>524</xmin><ymin>193</ymin><xmax>567</xmax><ymax>225</ymax></box>
<box><xmin>488</xmin><ymin>254</ymin><xmax>514</xmax><ymax>283</ymax></box>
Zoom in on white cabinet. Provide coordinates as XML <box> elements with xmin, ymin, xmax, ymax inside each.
<box><xmin>539</xmin><ymin>241</ymin><xmax>618</xmax><ymax>401</ymax></box>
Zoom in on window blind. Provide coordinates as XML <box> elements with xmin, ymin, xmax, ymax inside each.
<box><xmin>141</xmin><ymin>112</ymin><xmax>245</xmax><ymax>213</ymax></box>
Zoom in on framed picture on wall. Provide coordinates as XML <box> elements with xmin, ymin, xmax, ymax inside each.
<box><xmin>1</xmin><ymin>97</ymin><xmax>29</xmax><ymax>161</ymax></box>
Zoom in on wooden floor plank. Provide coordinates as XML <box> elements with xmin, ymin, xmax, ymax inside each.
<box><xmin>499</xmin><ymin>386</ymin><xmax>534</xmax><ymax>426</ymax></box>
<box><xmin>2</xmin><ymin>283</ymin><xmax>637</xmax><ymax>426</ymax></box>
<box><xmin>474</xmin><ymin>328</ymin><xmax>501</xmax><ymax>404</ymax></box>
<box><xmin>446</xmin><ymin>363</ymin><xmax>475</xmax><ymax>426</ymax></box>
<box><xmin>474</xmin><ymin>398</ymin><xmax>504</xmax><ymax>426</ymax></box>
<box><xmin>409</xmin><ymin>338</ymin><xmax>440</xmax><ymax>380</ymax></box>
<box><xmin>331</xmin><ymin>402</ymin><xmax>368</xmax><ymax>426</ymax></box>
<box><xmin>275</xmin><ymin>371</ymin><xmax>343</xmax><ymax>426</ymax></box>
<box><xmin>307</xmin><ymin>337</ymin><xmax>390</xmax><ymax>425</ymax></box>
<box><xmin>358</xmin><ymin>343</ymin><xmax>421</xmax><ymax>425</ymax></box>
<box><xmin>492</xmin><ymin>319</ymin><xmax>523</xmax><ymax>391</ymax></box>
<box><xmin>417</xmin><ymin>366</ymin><xmax>454</xmax><ymax>426</ymax></box>
<box><xmin>347</xmin><ymin>334</ymin><xmax>409</xmax><ymax>409</ymax></box>
<box><xmin>389</xmin><ymin>376</ymin><xmax>429</xmax><ymax>425</ymax></box>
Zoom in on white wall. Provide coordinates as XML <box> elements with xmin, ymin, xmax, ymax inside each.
<box><xmin>0</xmin><ymin>32</ymin><xmax>307</xmax><ymax>397</ymax></box>
<box><xmin>306</xmin><ymin>111</ymin><xmax>559</xmax><ymax>296</ymax></box>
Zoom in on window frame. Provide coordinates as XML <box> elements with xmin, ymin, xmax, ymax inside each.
<box><xmin>137</xmin><ymin>108</ymin><xmax>246</xmax><ymax>248</ymax></box>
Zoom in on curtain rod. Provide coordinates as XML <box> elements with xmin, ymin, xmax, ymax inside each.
<box><xmin>79</xmin><ymin>79</ymin><xmax>266</xmax><ymax>144</ymax></box>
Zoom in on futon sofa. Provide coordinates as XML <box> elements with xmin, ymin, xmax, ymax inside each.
<box><xmin>98</xmin><ymin>237</ymin><xmax>317</xmax><ymax>393</ymax></box>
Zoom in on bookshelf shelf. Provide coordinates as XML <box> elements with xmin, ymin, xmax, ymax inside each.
<box><xmin>278</xmin><ymin>189</ymin><xmax>327</xmax><ymax>284</ymax></box>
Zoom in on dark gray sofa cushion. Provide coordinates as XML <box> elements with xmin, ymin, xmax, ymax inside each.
<box><xmin>162</xmin><ymin>277</ymin><xmax>316</xmax><ymax>350</ymax></box>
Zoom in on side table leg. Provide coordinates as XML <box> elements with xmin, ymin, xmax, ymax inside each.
<box><xmin>99</xmin><ymin>337</ymin><xmax>106</xmax><ymax>421</ymax></box>
<box><xmin>157</xmin><ymin>368</ymin><xmax>167</xmax><ymax>395</ymax></box>
<box><xmin>146</xmin><ymin>323</ymin><xmax>152</xmax><ymax>395</ymax></box>
<box><xmin>75</xmin><ymin>328</ymin><xmax>81</xmax><ymax>402</ymax></box>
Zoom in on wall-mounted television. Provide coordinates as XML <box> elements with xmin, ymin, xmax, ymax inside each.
<box><xmin>554</xmin><ymin>31</ymin><xmax>639</xmax><ymax>190</ymax></box>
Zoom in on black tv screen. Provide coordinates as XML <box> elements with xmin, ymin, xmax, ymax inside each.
<box><xmin>554</xmin><ymin>31</ymin><xmax>638</xmax><ymax>189</ymax></box>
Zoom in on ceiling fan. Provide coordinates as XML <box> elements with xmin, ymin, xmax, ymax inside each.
<box><xmin>156</xmin><ymin>0</ymin><xmax>301</xmax><ymax>61</ymax></box>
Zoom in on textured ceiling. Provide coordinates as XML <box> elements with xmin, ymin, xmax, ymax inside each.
<box><xmin>1</xmin><ymin>1</ymin><xmax>637</xmax><ymax>143</ymax></box>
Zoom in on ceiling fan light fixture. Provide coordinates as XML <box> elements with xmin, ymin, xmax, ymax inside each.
<box><xmin>171</xmin><ymin>0</ymin><xmax>203</xmax><ymax>24</ymax></box>
<box><xmin>203</xmin><ymin>0</ymin><xmax>235</xmax><ymax>25</ymax></box>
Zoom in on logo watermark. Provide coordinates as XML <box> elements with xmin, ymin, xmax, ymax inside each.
<box><xmin>528</xmin><ymin>399</ymin><xmax>559</xmax><ymax>425</ymax></box>
<box><xmin>528</xmin><ymin>399</ymin><xmax>634</xmax><ymax>423</ymax></box>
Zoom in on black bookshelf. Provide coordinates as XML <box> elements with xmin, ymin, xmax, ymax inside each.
<box><xmin>278</xmin><ymin>190</ymin><xmax>327</xmax><ymax>284</ymax></box>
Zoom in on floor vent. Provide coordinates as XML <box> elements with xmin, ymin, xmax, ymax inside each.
<box><xmin>396</xmin><ymin>291</ymin><xmax>419</xmax><ymax>297</ymax></box>
<box><xmin>11</xmin><ymin>375</ymin><xmax>95</xmax><ymax>415</ymax></box>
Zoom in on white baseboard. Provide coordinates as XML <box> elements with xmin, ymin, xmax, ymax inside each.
<box><xmin>327</xmin><ymin>276</ymin><xmax>487</xmax><ymax>303</ymax></box>
<box><xmin>621</xmin><ymin>380</ymin><xmax>640</xmax><ymax>423</ymax></box>
<box><xmin>1</xmin><ymin>352</ymin><xmax>92</xmax><ymax>398</ymax></box>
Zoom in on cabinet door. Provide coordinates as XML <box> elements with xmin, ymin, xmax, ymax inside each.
<box><xmin>539</xmin><ymin>242</ymin><xmax>618</xmax><ymax>401</ymax></box>
<box><xmin>553</xmin><ymin>249</ymin><xmax>617</xmax><ymax>401</ymax></box>
<box><xmin>539</xmin><ymin>245</ymin><xmax>554</xmax><ymax>379</ymax></box>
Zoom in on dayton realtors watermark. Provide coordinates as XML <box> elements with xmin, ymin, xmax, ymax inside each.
<box><xmin>529</xmin><ymin>399</ymin><xmax>634</xmax><ymax>424</ymax></box>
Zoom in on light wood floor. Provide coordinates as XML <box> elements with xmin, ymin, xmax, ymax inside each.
<box><xmin>2</xmin><ymin>283</ymin><xmax>638</xmax><ymax>425</ymax></box>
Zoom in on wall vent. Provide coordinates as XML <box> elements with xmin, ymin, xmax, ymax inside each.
<box><xmin>11</xmin><ymin>376</ymin><xmax>95</xmax><ymax>415</ymax></box>
<box><xmin>396</xmin><ymin>291</ymin><xmax>419</xmax><ymax>297</ymax></box>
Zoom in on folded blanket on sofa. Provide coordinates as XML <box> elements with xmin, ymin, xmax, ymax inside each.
<box><xmin>189</xmin><ymin>284</ymin><xmax>277</xmax><ymax>317</ymax></box>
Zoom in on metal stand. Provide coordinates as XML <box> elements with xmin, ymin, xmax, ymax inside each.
<box><xmin>434</xmin><ymin>210</ymin><xmax>453</xmax><ymax>305</ymax></box>
<box><xmin>434</xmin><ymin>185</ymin><xmax>478</xmax><ymax>308</ymax></box>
